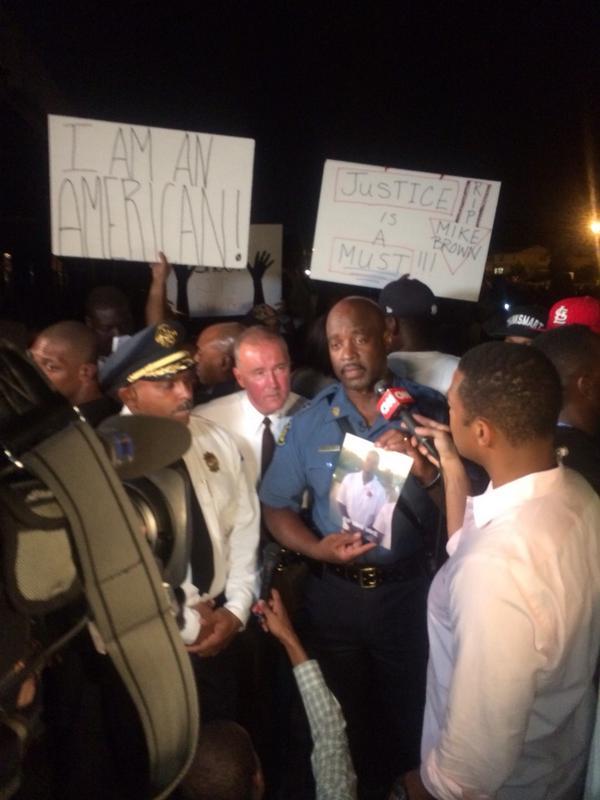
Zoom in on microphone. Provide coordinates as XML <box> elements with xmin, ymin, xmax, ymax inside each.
<box><xmin>259</xmin><ymin>542</ymin><xmax>283</xmax><ymax>603</ymax></box>
<box><xmin>374</xmin><ymin>381</ymin><xmax>413</xmax><ymax>418</ymax></box>
<box><xmin>374</xmin><ymin>381</ymin><xmax>438</xmax><ymax>460</ymax></box>
<box><xmin>96</xmin><ymin>415</ymin><xmax>192</xmax><ymax>479</ymax></box>
<box><xmin>253</xmin><ymin>542</ymin><xmax>283</xmax><ymax>625</ymax></box>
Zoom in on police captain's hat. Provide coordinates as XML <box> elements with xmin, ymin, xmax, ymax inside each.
<box><xmin>100</xmin><ymin>322</ymin><xmax>194</xmax><ymax>392</ymax></box>
<box><xmin>378</xmin><ymin>275</ymin><xmax>438</xmax><ymax>319</ymax></box>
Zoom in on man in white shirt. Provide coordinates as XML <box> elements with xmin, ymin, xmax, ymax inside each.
<box><xmin>397</xmin><ymin>342</ymin><xmax>600</xmax><ymax>800</ymax></box>
<box><xmin>196</xmin><ymin>325</ymin><xmax>305</xmax><ymax>792</ymax></box>
<box><xmin>379</xmin><ymin>275</ymin><xmax>458</xmax><ymax>395</ymax></box>
<box><xmin>100</xmin><ymin>322</ymin><xmax>260</xmax><ymax>720</ymax></box>
<box><xmin>198</xmin><ymin>325</ymin><xmax>304</xmax><ymax>488</ymax></box>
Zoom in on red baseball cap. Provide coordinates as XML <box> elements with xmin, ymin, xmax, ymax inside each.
<box><xmin>547</xmin><ymin>296</ymin><xmax>600</xmax><ymax>335</ymax></box>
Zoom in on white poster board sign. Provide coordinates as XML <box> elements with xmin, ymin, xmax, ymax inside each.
<box><xmin>311</xmin><ymin>160</ymin><xmax>501</xmax><ymax>301</ymax></box>
<box><xmin>48</xmin><ymin>114</ymin><xmax>254</xmax><ymax>268</ymax></box>
<box><xmin>167</xmin><ymin>224</ymin><xmax>283</xmax><ymax>316</ymax></box>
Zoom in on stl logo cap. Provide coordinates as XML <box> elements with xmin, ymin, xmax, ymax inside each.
<box><xmin>552</xmin><ymin>305</ymin><xmax>569</xmax><ymax>326</ymax></box>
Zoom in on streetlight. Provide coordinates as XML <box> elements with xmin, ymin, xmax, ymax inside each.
<box><xmin>591</xmin><ymin>220</ymin><xmax>600</xmax><ymax>274</ymax></box>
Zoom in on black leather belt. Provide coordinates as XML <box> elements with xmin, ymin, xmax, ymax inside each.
<box><xmin>317</xmin><ymin>553</ymin><xmax>427</xmax><ymax>589</ymax></box>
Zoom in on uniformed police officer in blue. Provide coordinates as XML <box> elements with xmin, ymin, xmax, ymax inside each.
<box><xmin>260</xmin><ymin>296</ymin><xmax>447</xmax><ymax>800</ymax></box>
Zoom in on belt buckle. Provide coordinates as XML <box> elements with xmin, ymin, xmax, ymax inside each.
<box><xmin>358</xmin><ymin>566</ymin><xmax>378</xmax><ymax>589</ymax></box>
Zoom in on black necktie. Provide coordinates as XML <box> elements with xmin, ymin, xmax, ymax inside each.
<box><xmin>174</xmin><ymin>460</ymin><xmax>214</xmax><ymax>594</ymax></box>
<box><xmin>261</xmin><ymin>417</ymin><xmax>276</xmax><ymax>478</ymax></box>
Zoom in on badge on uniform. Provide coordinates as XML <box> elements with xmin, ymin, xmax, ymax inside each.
<box><xmin>154</xmin><ymin>323</ymin><xmax>179</xmax><ymax>348</ymax></box>
<box><xmin>278</xmin><ymin>421</ymin><xmax>291</xmax><ymax>445</ymax></box>
<box><xmin>203</xmin><ymin>452</ymin><xmax>220</xmax><ymax>472</ymax></box>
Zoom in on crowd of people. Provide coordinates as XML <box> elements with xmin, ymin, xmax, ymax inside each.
<box><xmin>5</xmin><ymin>251</ymin><xmax>600</xmax><ymax>800</ymax></box>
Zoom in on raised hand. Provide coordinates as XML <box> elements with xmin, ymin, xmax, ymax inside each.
<box><xmin>246</xmin><ymin>250</ymin><xmax>274</xmax><ymax>281</ymax></box>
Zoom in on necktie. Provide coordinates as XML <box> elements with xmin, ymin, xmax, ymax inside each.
<box><xmin>261</xmin><ymin>417</ymin><xmax>276</xmax><ymax>478</ymax></box>
<box><xmin>174</xmin><ymin>460</ymin><xmax>214</xmax><ymax>594</ymax></box>
<box><xmin>260</xmin><ymin>418</ymin><xmax>277</xmax><ymax>549</ymax></box>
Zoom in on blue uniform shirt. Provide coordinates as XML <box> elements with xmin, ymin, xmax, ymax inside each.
<box><xmin>259</xmin><ymin>378</ymin><xmax>448</xmax><ymax>565</ymax></box>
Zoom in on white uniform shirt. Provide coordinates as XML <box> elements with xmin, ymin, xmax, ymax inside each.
<box><xmin>120</xmin><ymin>405</ymin><xmax>259</xmax><ymax>645</ymax></box>
<box><xmin>421</xmin><ymin>466</ymin><xmax>600</xmax><ymax>800</ymax></box>
<box><xmin>337</xmin><ymin>470</ymin><xmax>386</xmax><ymax>530</ymax></box>
<box><xmin>197</xmin><ymin>390</ymin><xmax>304</xmax><ymax>487</ymax></box>
<box><xmin>180</xmin><ymin>416</ymin><xmax>259</xmax><ymax>640</ymax></box>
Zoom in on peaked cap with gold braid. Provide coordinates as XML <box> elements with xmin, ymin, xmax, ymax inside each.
<box><xmin>99</xmin><ymin>322</ymin><xmax>194</xmax><ymax>392</ymax></box>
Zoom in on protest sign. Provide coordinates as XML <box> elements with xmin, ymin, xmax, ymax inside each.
<box><xmin>311</xmin><ymin>159</ymin><xmax>500</xmax><ymax>301</ymax></box>
<box><xmin>48</xmin><ymin>115</ymin><xmax>254</xmax><ymax>268</ymax></box>
<box><xmin>167</xmin><ymin>224</ymin><xmax>283</xmax><ymax>316</ymax></box>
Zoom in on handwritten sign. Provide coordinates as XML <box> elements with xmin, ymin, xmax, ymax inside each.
<box><xmin>311</xmin><ymin>160</ymin><xmax>501</xmax><ymax>301</ymax></box>
<box><xmin>48</xmin><ymin>115</ymin><xmax>254</xmax><ymax>268</ymax></box>
<box><xmin>167</xmin><ymin>224</ymin><xmax>283</xmax><ymax>316</ymax></box>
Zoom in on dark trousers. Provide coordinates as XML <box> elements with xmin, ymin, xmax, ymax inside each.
<box><xmin>298</xmin><ymin>570</ymin><xmax>430</xmax><ymax>800</ymax></box>
<box><xmin>190</xmin><ymin>638</ymin><xmax>241</xmax><ymax>723</ymax></box>
<box><xmin>236</xmin><ymin>617</ymin><xmax>295</xmax><ymax>800</ymax></box>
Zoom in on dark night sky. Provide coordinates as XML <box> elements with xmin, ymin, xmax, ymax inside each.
<box><xmin>2</xmin><ymin>1</ymin><xmax>599</xmax><ymax>261</ymax></box>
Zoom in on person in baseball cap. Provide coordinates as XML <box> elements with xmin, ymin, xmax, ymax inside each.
<box><xmin>490</xmin><ymin>305</ymin><xmax>547</xmax><ymax>344</ymax></box>
<box><xmin>378</xmin><ymin>275</ymin><xmax>458</xmax><ymax>395</ymax></box>
<box><xmin>378</xmin><ymin>274</ymin><xmax>438</xmax><ymax>319</ymax></box>
<box><xmin>547</xmin><ymin>296</ymin><xmax>600</xmax><ymax>335</ymax></box>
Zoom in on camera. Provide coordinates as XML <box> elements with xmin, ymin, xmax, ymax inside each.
<box><xmin>0</xmin><ymin>343</ymin><xmax>198</xmax><ymax>799</ymax></box>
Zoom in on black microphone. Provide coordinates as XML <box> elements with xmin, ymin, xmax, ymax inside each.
<box><xmin>374</xmin><ymin>381</ymin><xmax>438</xmax><ymax>460</ymax></box>
<box><xmin>259</xmin><ymin>542</ymin><xmax>283</xmax><ymax>603</ymax></box>
<box><xmin>397</xmin><ymin>410</ymin><xmax>438</xmax><ymax>460</ymax></box>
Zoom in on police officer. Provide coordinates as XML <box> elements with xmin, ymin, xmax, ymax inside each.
<box><xmin>260</xmin><ymin>296</ymin><xmax>447</xmax><ymax>800</ymax></box>
<box><xmin>101</xmin><ymin>322</ymin><xmax>260</xmax><ymax>723</ymax></box>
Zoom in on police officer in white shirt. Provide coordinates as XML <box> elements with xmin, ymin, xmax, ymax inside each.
<box><xmin>198</xmin><ymin>326</ymin><xmax>305</xmax><ymax>488</ymax></box>
<box><xmin>100</xmin><ymin>322</ymin><xmax>260</xmax><ymax>722</ymax></box>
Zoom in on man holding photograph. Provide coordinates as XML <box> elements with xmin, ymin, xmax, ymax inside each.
<box><xmin>260</xmin><ymin>296</ymin><xmax>447</xmax><ymax>799</ymax></box>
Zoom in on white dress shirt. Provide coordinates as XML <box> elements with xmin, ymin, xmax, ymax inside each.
<box><xmin>197</xmin><ymin>390</ymin><xmax>304</xmax><ymax>487</ymax></box>
<box><xmin>421</xmin><ymin>465</ymin><xmax>600</xmax><ymax>800</ymax></box>
<box><xmin>337</xmin><ymin>470</ymin><xmax>386</xmax><ymax>531</ymax></box>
